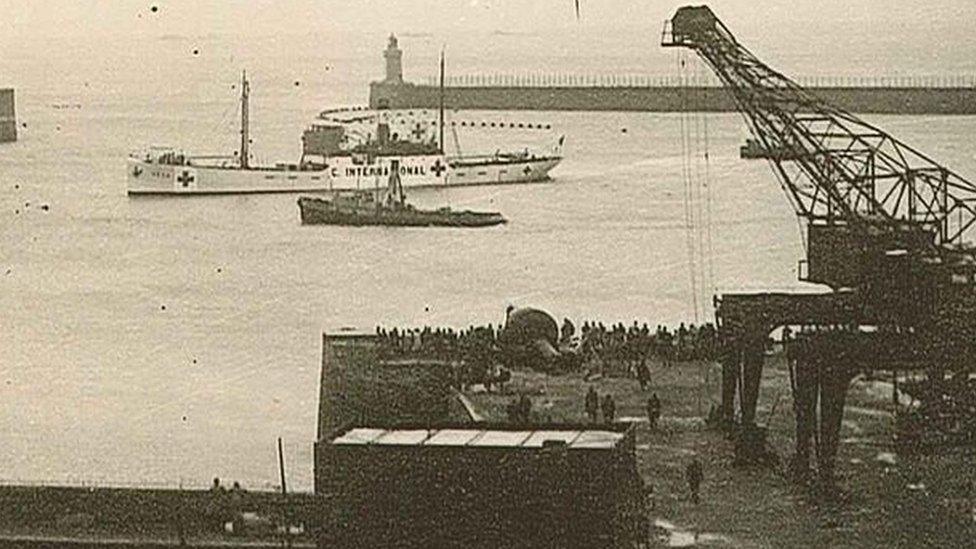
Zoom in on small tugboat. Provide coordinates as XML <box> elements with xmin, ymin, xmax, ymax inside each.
<box><xmin>297</xmin><ymin>159</ymin><xmax>506</xmax><ymax>228</ymax></box>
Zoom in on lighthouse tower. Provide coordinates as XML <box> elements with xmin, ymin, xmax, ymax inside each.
<box><xmin>383</xmin><ymin>34</ymin><xmax>403</xmax><ymax>83</ymax></box>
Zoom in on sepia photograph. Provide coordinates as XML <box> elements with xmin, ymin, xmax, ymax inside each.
<box><xmin>2</xmin><ymin>0</ymin><xmax>976</xmax><ymax>546</ymax></box>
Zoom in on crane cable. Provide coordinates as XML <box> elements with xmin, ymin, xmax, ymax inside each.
<box><xmin>676</xmin><ymin>54</ymin><xmax>718</xmax><ymax>325</ymax></box>
<box><xmin>678</xmin><ymin>50</ymin><xmax>701</xmax><ymax>324</ymax></box>
<box><xmin>692</xmin><ymin>59</ymin><xmax>708</xmax><ymax>323</ymax></box>
<box><xmin>697</xmin><ymin>60</ymin><xmax>716</xmax><ymax>323</ymax></box>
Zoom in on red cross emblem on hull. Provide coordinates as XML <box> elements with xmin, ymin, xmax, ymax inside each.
<box><xmin>177</xmin><ymin>171</ymin><xmax>195</xmax><ymax>187</ymax></box>
<box><xmin>431</xmin><ymin>160</ymin><xmax>446</xmax><ymax>177</ymax></box>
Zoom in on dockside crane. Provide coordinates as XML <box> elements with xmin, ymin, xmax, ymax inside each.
<box><xmin>664</xmin><ymin>7</ymin><xmax>976</xmax><ymax>282</ymax></box>
<box><xmin>662</xmin><ymin>6</ymin><xmax>976</xmax><ymax>486</ymax></box>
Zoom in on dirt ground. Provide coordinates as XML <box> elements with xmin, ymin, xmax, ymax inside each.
<box><xmin>467</xmin><ymin>354</ymin><xmax>976</xmax><ymax>548</ymax></box>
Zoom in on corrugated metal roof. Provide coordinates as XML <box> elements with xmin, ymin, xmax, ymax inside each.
<box><xmin>570</xmin><ymin>430</ymin><xmax>623</xmax><ymax>449</ymax></box>
<box><xmin>468</xmin><ymin>430</ymin><xmax>533</xmax><ymax>447</ymax></box>
<box><xmin>331</xmin><ymin>427</ymin><xmax>624</xmax><ymax>449</ymax></box>
<box><xmin>423</xmin><ymin>429</ymin><xmax>482</xmax><ymax>446</ymax></box>
<box><xmin>332</xmin><ymin>428</ymin><xmax>387</xmax><ymax>445</ymax></box>
<box><xmin>522</xmin><ymin>430</ymin><xmax>581</xmax><ymax>448</ymax></box>
<box><xmin>373</xmin><ymin>429</ymin><xmax>433</xmax><ymax>445</ymax></box>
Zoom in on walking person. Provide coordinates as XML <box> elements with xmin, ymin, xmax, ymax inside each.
<box><xmin>585</xmin><ymin>386</ymin><xmax>600</xmax><ymax>423</ymax></box>
<box><xmin>601</xmin><ymin>394</ymin><xmax>616</xmax><ymax>423</ymax></box>
<box><xmin>686</xmin><ymin>457</ymin><xmax>703</xmax><ymax>504</ymax></box>
<box><xmin>636</xmin><ymin>358</ymin><xmax>649</xmax><ymax>390</ymax></box>
<box><xmin>647</xmin><ymin>393</ymin><xmax>661</xmax><ymax>430</ymax></box>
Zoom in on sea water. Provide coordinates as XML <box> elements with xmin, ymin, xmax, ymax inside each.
<box><xmin>2</xmin><ymin>24</ymin><xmax>976</xmax><ymax>491</ymax></box>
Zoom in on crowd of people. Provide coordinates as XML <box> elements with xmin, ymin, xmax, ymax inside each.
<box><xmin>575</xmin><ymin>320</ymin><xmax>720</xmax><ymax>376</ymax></box>
<box><xmin>374</xmin><ymin>319</ymin><xmax>720</xmax><ymax>372</ymax></box>
<box><xmin>375</xmin><ymin>324</ymin><xmax>500</xmax><ymax>362</ymax></box>
<box><xmin>375</xmin><ymin>325</ymin><xmax>511</xmax><ymax>391</ymax></box>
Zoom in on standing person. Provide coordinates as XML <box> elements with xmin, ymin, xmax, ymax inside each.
<box><xmin>517</xmin><ymin>394</ymin><xmax>532</xmax><ymax>422</ymax></box>
<box><xmin>660</xmin><ymin>328</ymin><xmax>674</xmax><ymax>368</ymax></box>
<box><xmin>686</xmin><ymin>457</ymin><xmax>703</xmax><ymax>504</ymax></box>
<box><xmin>561</xmin><ymin>318</ymin><xmax>576</xmax><ymax>345</ymax></box>
<box><xmin>636</xmin><ymin>358</ymin><xmax>651</xmax><ymax>391</ymax></box>
<box><xmin>601</xmin><ymin>394</ymin><xmax>616</xmax><ymax>423</ymax></box>
<box><xmin>647</xmin><ymin>393</ymin><xmax>661</xmax><ymax>430</ymax></box>
<box><xmin>585</xmin><ymin>386</ymin><xmax>600</xmax><ymax>423</ymax></box>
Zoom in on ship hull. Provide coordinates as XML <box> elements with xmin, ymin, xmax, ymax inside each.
<box><xmin>126</xmin><ymin>154</ymin><xmax>560</xmax><ymax>196</ymax></box>
<box><xmin>445</xmin><ymin>156</ymin><xmax>560</xmax><ymax>186</ymax></box>
<box><xmin>297</xmin><ymin>197</ymin><xmax>505</xmax><ymax>228</ymax></box>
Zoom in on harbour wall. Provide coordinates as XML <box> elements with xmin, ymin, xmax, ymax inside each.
<box><xmin>0</xmin><ymin>484</ymin><xmax>319</xmax><ymax>547</ymax></box>
<box><xmin>369</xmin><ymin>82</ymin><xmax>976</xmax><ymax>115</ymax></box>
<box><xmin>0</xmin><ymin>89</ymin><xmax>16</xmax><ymax>142</ymax></box>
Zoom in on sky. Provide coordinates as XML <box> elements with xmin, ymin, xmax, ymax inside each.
<box><xmin>1</xmin><ymin>0</ymin><xmax>974</xmax><ymax>82</ymax></box>
<box><xmin>1</xmin><ymin>0</ymin><xmax>974</xmax><ymax>39</ymax></box>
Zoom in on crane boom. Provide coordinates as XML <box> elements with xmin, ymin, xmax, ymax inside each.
<box><xmin>662</xmin><ymin>7</ymin><xmax>976</xmax><ymax>283</ymax></box>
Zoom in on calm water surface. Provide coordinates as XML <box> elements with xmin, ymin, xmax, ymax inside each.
<box><xmin>2</xmin><ymin>31</ymin><xmax>976</xmax><ymax>490</ymax></box>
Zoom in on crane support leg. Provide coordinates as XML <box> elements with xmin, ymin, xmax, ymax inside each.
<box><xmin>719</xmin><ymin>351</ymin><xmax>738</xmax><ymax>428</ymax></box>
<box><xmin>792</xmin><ymin>355</ymin><xmax>819</xmax><ymax>482</ymax></box>
<box><xmin>817</xmin><ymin>361</ymin><xmax>854</xmax><ymax>488</ymax></box>
<box><xmin>740</xmin><ymin>341</ymin><xmax>765</xmax><ymax>426</ymax></box>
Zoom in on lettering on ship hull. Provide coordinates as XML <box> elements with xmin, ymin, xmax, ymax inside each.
<box><xmin>335</xmin><ymin>165</ymin><xmax>429</xmax><ymax>178</ymax></box>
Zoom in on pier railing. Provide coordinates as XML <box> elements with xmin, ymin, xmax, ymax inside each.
<box><xmin>419</xmin><ymin>73</ymin><xmax>976</xmax><ymax>89</ymax></box>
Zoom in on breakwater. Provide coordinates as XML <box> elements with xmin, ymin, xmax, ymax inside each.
<box><xmin>370</xmin><ymin>82</ymin><xmax>976</xmax><ymax>115</ymax></box>
<box><xmin>0</xmin><ymin>89</ymin><xmax>16</xmax><ymax>142</ymax></box>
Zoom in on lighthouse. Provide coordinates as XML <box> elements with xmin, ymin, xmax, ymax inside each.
<box><xmin>383</xmin><ymin>34</ymin><xmax>403</xmax><ymax>83</ymax></box>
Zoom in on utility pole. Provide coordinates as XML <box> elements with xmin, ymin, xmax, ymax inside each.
<box><xmin>278</xmin><ymin>437</ymin><xmax>290</xmax><ymax>549</ymax></box>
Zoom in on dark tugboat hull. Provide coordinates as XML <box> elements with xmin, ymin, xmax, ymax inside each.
<box><xmin>298</xmin><ymin>197</ymin><xmax>506</xmax><ymax>228</ymax></box>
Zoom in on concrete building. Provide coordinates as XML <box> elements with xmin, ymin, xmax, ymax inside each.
<box><xmin>315</xmin><ymin>422</ymin><xmax>647</xmax><ymax>548</ymax></box>
<box><xmin>314</xmin><ymin>331</ymin><xmax>648</xmax><ymax>547</ymax></box>
<box><xmin>0</xmin><ymin>89</ymin><xmax>16</xmax><ymax>143</ymax></box>
<box><xmin>317</xmin><ymin>332</ymin><xmax>472</xmax><ymax>440</ymax></box>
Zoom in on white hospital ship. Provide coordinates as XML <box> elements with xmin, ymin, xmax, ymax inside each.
<box><xmin>127</xmin><ymin>71</ymin><xmax>562</xmax><ymax>196</ymax></box>
<box><xmin>127</xmin><ymin>73</ymin><xmax>446</xmax><ymax>196</ymax></box>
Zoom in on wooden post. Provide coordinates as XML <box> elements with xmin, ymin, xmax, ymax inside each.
<box><xmin>892</xmin><ymin>369</ymin><xmax>899</xmax><ymax>406</ymax></box>
<box><xmin>278</xmin><ymin>437</ymin><xmax>290</xmax><ymax>548</ymax></box>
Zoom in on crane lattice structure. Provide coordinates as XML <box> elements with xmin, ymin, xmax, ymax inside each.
<box><xmin>662</xmin><ymin>6</ymin><xmax>976</xmax><ymax>488</ymax></box>
<box><xmin>664</xmin><ymin>8</ymin><xmax>976</xmax><ymax>263</ymax></box>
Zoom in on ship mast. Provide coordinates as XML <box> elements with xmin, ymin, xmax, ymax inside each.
<box><xmin>239</xmin><ymin>70</ymin><xmax>250</xmax><ymax>169</ymax></box>
<box><xmin>387</xmin><ymin>159</ymin><xmax>406</xmax><ymax>207</ymax></box>
<box><xmin>438</xmin><ymin>48</ymin><xmax>445</xmax><ymax>154</ymax></box>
